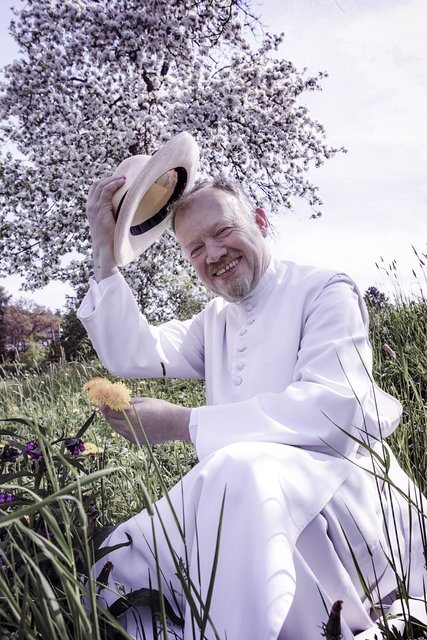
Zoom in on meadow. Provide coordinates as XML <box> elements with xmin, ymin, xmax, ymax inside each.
<box><xmin>0</xmin><ymin>285</ymin><xmax>426</xmax><ymax>639</ymax></box>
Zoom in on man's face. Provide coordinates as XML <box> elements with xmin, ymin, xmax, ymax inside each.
<box><xmin>174</xmin><ymin>187</ymin><xmax>271</xmax><ymax>301</ymax></box>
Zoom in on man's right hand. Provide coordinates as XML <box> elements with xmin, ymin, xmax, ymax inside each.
<box><xmin>86</xmin><ymin>175</ymin><xmax>126</xmax><ymax>282</ymax></box>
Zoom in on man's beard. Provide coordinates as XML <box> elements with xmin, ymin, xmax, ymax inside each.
<box><xmin>223</xmin><ymin>277</ymin><xmax>251</xmax><ymax>301</ymax></box>
<box><xmin>206</xmin><ymin>256</ymin><xmax>253</xmax><ymax>301</ymax></box>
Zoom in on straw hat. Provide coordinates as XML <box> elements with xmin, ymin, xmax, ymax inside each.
<box><xmin>111</xmin><ymin>131</ymin><xmax>199</xmax><ymax>266</ymax></box>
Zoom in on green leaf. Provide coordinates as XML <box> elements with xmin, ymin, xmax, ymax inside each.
<box><xmin>0</xmin><ymin>467</ymin><xmax>120</xmax><ymax>526</ymax></box>
<box><xmin>0</xmin><ymin>470</ymin><xmax>34</xmax><ymax>483</ymax></box>
<box><xmin>75</xmin><ymin>410</ymin><xmax>97</xmax><ymax>439</ymax></box>
<box><xmin>94</xmin><ymin>532</ymin><xmax>132</xmax><ymax>565</ymax></box>
<box><xmin>0</xmin><ymin>428</ymin><xmax>27</xmax><ymax>439</ymax></box>
<box><xmin>108</xmin><ymin>587</ymin><xmax>184</xmax><ymax>627</ymax></box>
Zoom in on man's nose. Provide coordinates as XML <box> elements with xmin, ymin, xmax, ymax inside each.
<box><xmin>205</xmin><ymin>239</ymin><xmax>227</xmax><ymax>264</ymax></box>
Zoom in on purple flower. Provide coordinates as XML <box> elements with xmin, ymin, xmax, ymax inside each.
<box><xmin>0</xmin><ymin>492</ymin><xmax>14</xmax><ymax>504</ymax></box>
<box><xmin>23</xmin><ymin>440</ymin><xmax>43</xmax><ymax>460</ymax></box>
<box><xmin>0</xmin><ymin>446</ymin><xmax>20</xmax><ymax>463</ymax></box>
<box><xmin>64</xmin><ymin>437</ymin><xmax>85</xmax><ymax>456</ymax></box>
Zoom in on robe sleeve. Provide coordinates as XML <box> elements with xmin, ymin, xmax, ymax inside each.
<box><xmin>77</xmin><ymin>272</ymin><xmax>205</xmax><ymax>379</ymax></box>
<box><xmin>193</xmin><ymin>277</ymin><xmax>402</xmax><ymax>460</ymax></box>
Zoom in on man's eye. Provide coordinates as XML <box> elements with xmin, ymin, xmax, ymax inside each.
<box><xmin>190</xmin><ymin>245</ymin><xmax>203</xmax><ymax>258</ymax></box>
<box><xmin>217</xmin><ymin>227</ymin><xmax>232</xmax><ymax>237</ymax></box>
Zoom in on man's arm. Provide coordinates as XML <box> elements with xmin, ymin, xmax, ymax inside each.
<box><xmin>187</xmin><ymin>278</ymin><xmax>402</xmax><ymax>460</ymax></box>
<box><xmin>100</xmin><ymin>397</ymin><xmax>192</xmax><ymax>444</ymax></box>
<box><xmin>78</xmin><ymin>273</ymin><xmax>205</xmax><ymax>379</ymax></box>
<box><xmin>86</xmin><ymin>175</ymin><xmax>125</xmax><ymax>281</ymax></box>
<box><xmin>79</xmin><ymin>175</ymin><xmax>204</xmax><ymax>445</ymax></box>
<box><xmin>79</xmin><ymin>172</ymin><xmax>206</xmax><ymax>379</ymax></box>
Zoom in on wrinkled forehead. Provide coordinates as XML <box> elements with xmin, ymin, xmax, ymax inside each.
<box><xmin>175</xmin><ymin>188</ymin><xmax>238</xmax><ymax>228</ymax></box>
<box><xmin>173</xmin><ymin>188</ymin><xmax>241</xmax><ymax>249</ymax></box>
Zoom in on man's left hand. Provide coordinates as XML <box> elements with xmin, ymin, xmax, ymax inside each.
<box><xmin>99</xmin><ymin>397</ymin><xmax>191</xmax><ymax>445</ymax></box>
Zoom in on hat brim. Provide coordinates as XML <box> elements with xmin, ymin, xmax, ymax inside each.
<box><xmin>112</xmin><ymin>131</ymin><xmax>199</xmax><ymax>267</ymax></box>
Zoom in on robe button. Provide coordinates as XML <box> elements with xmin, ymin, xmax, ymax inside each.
<box><xmin>238</xmin><ymin>345</ymin><xmax>246</xmax><ymax>352</ymax></box>
<box><xmin>240</xmin><ymin>328</ymin><xmax>247</xmax><ymax>336</ymax></box>
<box><xmin>235</xmin><ymin>376</ymin><xmax>242</xmax><ymax>386</ymax></box>
<box><xmin>237</xmin><ymin>363</ymin><xmax>245</xmax><ymax>371</ymax></box>
<box><xmin>246</xmin><ymin>303</ymin><xmax>254</xmax><ymax>311</ymax></box>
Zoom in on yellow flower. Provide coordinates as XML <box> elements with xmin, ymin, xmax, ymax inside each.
<box><xmin>83</xmin><ymin>377</ymin><xmax>105</xmax><ymax>390</ymax></box>
<box><xmin>83</xmin><ymin>377</ymin><xmax>131</xmax><ymax>411</ymax></box>
<box><xmin>81</xmin><ymin>442</ymin><xmax>104</xmax><ymax>457</ymax></box>
<box><xmin>83</xmin><ymin>377</ymin><xmax>113</xmax><ymax>404</ymax></box>
<box><xmin>103</xmin><ymin>381</ymin><xmax>132</xmax><ymax>411</ymax></box>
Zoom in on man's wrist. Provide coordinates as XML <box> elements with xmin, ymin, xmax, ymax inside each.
<box><xmin>93</xmin><ymin>263</ymin><xmax>119</xmax><ymax>282</ymax></box>
<box><xmin>173</xmin><ymin>405</ymin><xmax>192</xmax><ymax>442</ymax></box>
<box><xmin>92</xmin><ymin>248</ymin><xmax>118</xmax><ymax>282</ymax></box>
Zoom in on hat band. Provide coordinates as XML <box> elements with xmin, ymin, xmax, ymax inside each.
<box><xmin>130</xmin><ymin>207</ymin><xmax>169</xmax><ymax>236</ymax></box>
<box><xmin>115</xmin><ymin>166</ymin><xmax>187</xmax><ymax>237</ymax></box>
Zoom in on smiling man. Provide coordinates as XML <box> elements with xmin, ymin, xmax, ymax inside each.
<box><xmin>172</xmin><ymin>179</ymin><xmax>271</xmax><ymax>301</ymax></box>
<box><xmin>78</xmin><ymin>162</ymin><xmax>426</xmax><ymax>640</ymax></box>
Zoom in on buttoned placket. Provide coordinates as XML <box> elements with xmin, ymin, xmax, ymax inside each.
<box><xmin>234</xmin><ymin>300</ymin><xmax>256</xmax><ymax>388</ymax></box>
<box><xmin>228</xmin><ymin>258</ymin><xmax>276</xmax><ymax>394</ymax></box>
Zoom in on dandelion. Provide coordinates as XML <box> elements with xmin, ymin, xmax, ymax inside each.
<box><xmin>82</xmin><ymin>377</ymin><xmax>107</xmax><ymax>391</ymax></box>
<box><xmin>83</xmin><ymin>377</ymin><xmax>131</xmax><ymax>411</ymax></box>
<box><xmin>83</xmin><ymin>377</ymin><xmax>115</xmax><ymax>404</ymax></box>
<box><xmin>81</xmin><ymin>442</ymin><xmax>104</xmax><ymax>456</ymax></box>
<box><xmin>102</xmin><ymin>381</ymin><xmax>132</xmax><ymax>411</ymax></box>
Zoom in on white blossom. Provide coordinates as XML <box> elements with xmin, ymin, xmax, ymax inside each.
<box><xmin>0</xmin><ymin>0</ymin><xmax>343</xmax><ymax>298</ymax></box>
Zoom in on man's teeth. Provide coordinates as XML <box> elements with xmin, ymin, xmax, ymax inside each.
<box><xmin>215</xmin><ymin>259</ymin><xmax>239</xmax><ymax>277</ymax></box>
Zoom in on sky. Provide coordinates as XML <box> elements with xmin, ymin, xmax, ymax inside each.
<box><xmin>0</xmin><ymin>0</ymin><xmax>426</xmax><ymax>310</ymax></box>
<box><xmin>261</xmin><ymin>0</ymin><xmax>426</xmax><ymax>299</ymax></box>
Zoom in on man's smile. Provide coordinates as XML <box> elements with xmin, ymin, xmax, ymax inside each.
<box><xmin>213</xmin><ymin>257</ymin><xmax>241</xmax><ymax>277</ymax></box>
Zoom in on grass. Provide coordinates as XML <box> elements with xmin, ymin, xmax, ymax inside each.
<box><xmin>0</xmin><ymin>362</ymin><xmax>205</xmax><ymax>639</ymax></box>
<box><xmin>367</xmin><ymin>288</ymin><xmax>427</xmax><ymax>496</ymax></box>
<box><xmin>0</xmin><ymin>271</ymin><xmax>426</xmax><ymax>638</ymax></box>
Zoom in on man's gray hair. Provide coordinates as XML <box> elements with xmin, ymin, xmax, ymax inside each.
<box><xmin>169</xmin><ymin>176</ymin><xmax>257</xmax><ymax>233</ymax></box>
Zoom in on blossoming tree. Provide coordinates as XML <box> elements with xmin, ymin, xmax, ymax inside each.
<box><xmin>0</xmin><ymin>0</ymin><xmax>342</xmax><ymax>312</ymax></box>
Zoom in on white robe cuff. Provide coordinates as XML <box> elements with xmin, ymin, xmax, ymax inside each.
<box><xmin>78</xmin><ymin>273</ymin><xmax>122</xmax><ymax>317</ymax></box>
<box><xmin>188</xmin><ymin>407</ymin><xmax>200</xmax><ymax>444</ymax></box>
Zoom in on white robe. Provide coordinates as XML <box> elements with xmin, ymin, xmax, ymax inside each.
<box><xmin>78</xmin><ymin>258</ymin><xmax>426</xmax><ymax>639</ymax></box>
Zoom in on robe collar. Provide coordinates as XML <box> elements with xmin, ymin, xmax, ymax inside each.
<box><xmin>236</xmin><ymin>256</ymin><xmax>283</xmax><ymax>305</ymax></box>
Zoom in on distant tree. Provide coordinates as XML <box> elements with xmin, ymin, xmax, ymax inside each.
<box><xmin>19</xmin><ymin>335</ymin><xmax>44</xmax><ymax>368</ymax></box>
<box><xmin>0</xmin><ymin>0</ymin><xmax>343</xmax><ymax>308</ymax></box>
<box><xmin>2</xmin><ymin>299</ymin><xmax>60</xmax><ymax>351</ymax></box>
<box><xmin>364</xmin><ymin>286</ymin><xmax>389</xmax><ymax>309</ymax></box>
<box><xmin>59</xmin><ymin>303</ymin><xmax>96</xmax><ymax>362</ymax></box>
<box><xmin>0</xmin><ymin>285</ymin><xmax>11</xmax><ymax>357</ymax></box>
<box><xmin>127</xmin><ymin>239</ymin><xmax>211</xmax><ymax>322</ymax></box>
<box><xmin>0</xmin><ymin>286</ymin><xmax>10</xmax><ymax>308</ymax></box>
<box><xmin>2</xmin><ymin>304</ymin><xmax>32</xmax><ymax>351</ymax></box>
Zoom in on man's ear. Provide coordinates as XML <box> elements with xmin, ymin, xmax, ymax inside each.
<box><xmin>255</xmin><ymin>208</ymin><xmax>269</xmax><ymax>236</ymax></box>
